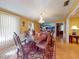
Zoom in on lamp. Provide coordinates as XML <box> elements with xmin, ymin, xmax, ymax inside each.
<box><xmin>71</xmin><ymin>25</ymin><xmax>78</xmax><ymax>30</ymax></box>
<box><xmin>71</xmin><ymin>25</ymin><xmax>78</xmax><ymax>35</ymax></box>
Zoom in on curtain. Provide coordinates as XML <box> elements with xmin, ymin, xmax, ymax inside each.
<box><xmin>0</xmin><ymin>12</ymin><xmax>20</xmax><ymax>51</ymax></box>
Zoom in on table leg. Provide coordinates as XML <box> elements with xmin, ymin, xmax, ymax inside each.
<box><xmin>76</xmin><ymin>38</ymin><xmax>78</xmax><ymax>44</ymax></box>
<box><xmin>69</xmin><ymin>36</ymin><xmax>73</xmax><ymax>43</ymax></box>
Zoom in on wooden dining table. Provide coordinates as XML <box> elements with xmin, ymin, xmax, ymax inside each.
<box><xmin>36</xmin><ymin>41</ymin><xmax>46</xmax><ymax>49</ymax></box>
<box><xmin>33</xmin><ymin>38</ymin><xmax>46</xmax><ymax>49</ymax></box>
<box><xmin>69</xmin><ymin>35</ymin><xmax>79</xmax><ymax>44</ymax></box>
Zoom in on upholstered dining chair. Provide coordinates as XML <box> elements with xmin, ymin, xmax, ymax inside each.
<box><xmin>13</xmin><ymin>32</ymin><xmax>31</xmax><ymax>59</ymax></box>
<box><xmin>43</xmin><ymin>32</ymin><xmax>56</xmax><ymax>59</ymax></box>
<box><xmin>44</xmin><ymin>42</ymin><xmax>56</xmax><ymax>59</ymax></box>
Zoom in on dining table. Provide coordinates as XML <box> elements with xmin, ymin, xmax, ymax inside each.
<box><xmin>33</xmin><ymin>37</ymin><xmax>47</xmax><ymax>49</ymax></box>
<box><xmin>36</xmin><ymin>41</ymin><xmax>46</xmax><ymax>49</ymax></box>
<box><xmin>69</xmin><ymin>35</ymin><xmax>79</xmax><ymax>44</ymax></box>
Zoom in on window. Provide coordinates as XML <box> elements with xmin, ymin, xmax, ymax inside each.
<box><xmin>0</xmin><ymin>12</ymin><xmax>20</xmax><ymax>47</ymax></box>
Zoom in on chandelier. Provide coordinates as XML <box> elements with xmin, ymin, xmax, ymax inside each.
<box><xmin>38</xmin><ymin>15</ymin><xmax>45</xmax><ymax>23</ymax></box>
<box><xmin>38</xmin><ymin>12</ymin><xmax>45</xmax><ymax>23</ymax></box>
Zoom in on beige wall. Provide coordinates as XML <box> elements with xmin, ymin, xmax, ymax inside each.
<box><xmin>48</xmin><ymin>19</ymin><xmax>65</xmax><ymax>23</ymax></box>
<box><xmin>20</xmin><ymin>17</ymin><xmax>40</xmax><ymax>33</ymax></box>
<box><xmin>69</xmin><ymin>17</ymin><xmax>79</xmax><ymax>35</ymax></box>
<box><xmin>0</xmin><ymin>8</ymin><xmax>40</xmax><ymax>33</ymax></box>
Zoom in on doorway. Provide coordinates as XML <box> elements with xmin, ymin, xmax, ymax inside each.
<box><xmin>56</xmin><ymin>23</ymin><xmax>64</xmax><ymax>39</ymax></box>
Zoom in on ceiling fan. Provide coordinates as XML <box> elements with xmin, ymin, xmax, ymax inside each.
<box><xmin>64</xmin><ymin>0</ymin><xmax>70</xmax><ymax>6</ymax></box>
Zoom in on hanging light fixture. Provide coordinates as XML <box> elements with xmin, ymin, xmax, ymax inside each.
<box><xmin>38</xmin><ymin>12</ymin><xmax>45</xmax><ymax>23</ymax></box>
<box><xmin>39</xmin><ymin>15</ymin><xmax>45</xmax><ymax>23</ymax></box>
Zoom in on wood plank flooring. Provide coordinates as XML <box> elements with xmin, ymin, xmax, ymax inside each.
<box><xmin>56</xmin><ymin>41</ymin><xmax>79</xmax><ymax>59</ymax></box>
<box><xmin>0</xmin><ymin>39</ymin><xmax>79</xmax><ymax>59</ymax></box>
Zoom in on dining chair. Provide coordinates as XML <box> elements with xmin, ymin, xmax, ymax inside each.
<box><xmin>43</xmin><ymin>32</ymin><xmax>56</xmax><ymax>59</ymax></box>
<box><xmin>43</xmin><ymin>44</ymin><xmax>56</xmax><ymax>59</ymax></box>
<box><xmin>13</xmin><ymin>32</ymin><xmax>31</xmax><ymax>59</ymax></box>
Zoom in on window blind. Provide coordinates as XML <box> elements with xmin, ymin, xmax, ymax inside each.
<box><xmin>0</xmin><ymin>12</ymin><xmax>20</xmax><ymax>51</ymax></box>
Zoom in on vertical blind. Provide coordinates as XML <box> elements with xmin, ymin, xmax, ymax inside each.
<box><xmin>0</xmin><ymin>12</ymin><xmax>20</xmax><ymax>50</ymax></box>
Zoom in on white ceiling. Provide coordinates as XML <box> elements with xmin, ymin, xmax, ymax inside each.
<box><xmin>0</xmin><ymin>0</ymin><xmax>77</xmax><ymax>20</ymax></box>
<box><xmin>71</xmin><ymin>7</ymin><xmax>79</xmax><ymax>18</ymax></box>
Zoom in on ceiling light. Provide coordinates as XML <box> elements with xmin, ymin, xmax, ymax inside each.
<box><xmin>38</xmin><ymin>12</ymin><xmax>45</xmax><ymax>23</ymax></box>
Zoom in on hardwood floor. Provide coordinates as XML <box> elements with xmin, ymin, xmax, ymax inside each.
<box><xmin>56</xmin><ymin>40</ymin><xmax>79</xmax><ymax>59</ymax></box>
<box><xmin>0</xmin><ymin>39</ymin><xmax>79</xmax><ymax>59</ymax></box>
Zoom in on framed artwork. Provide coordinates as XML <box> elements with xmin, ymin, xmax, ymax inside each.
<box><xmin>28</xmin><ymin>21</ymin><xmax>34</xmax><ymax>30</ymax></box>
<box><xmin>22</xmin><ymin>21</ymin><xmax>25</xmax><ymax>27</ymax></box>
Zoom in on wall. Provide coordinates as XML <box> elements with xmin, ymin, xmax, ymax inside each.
<box><xmin>20</xmin><ymin>17</ymin><xmax>40</xmax><ymax>33</ymax></box>
<box><xmin>48</xmin><ymin>19</ymin><xmax>65</xmax><ymax>23</ymax></box>
<box><xmin>69</xmin><ymin>17</ymin><xmax>79</xmax><ymax>35</ymax></box>
<box><xmin>33</xmin><ymin>21</ymin><xmax>40</xmax><ymax>32</ymax></box>
<box><xmin>20</xmin><ymin>17</ymin><xmax>29</xmax><ymax>33</ymax></box>
<box><xmin>48</xmin><ymin>19</ymin><xmax>66</xmax><ymax>41</ymax></box>
<box><xmin>0</xmin><ymin>8</ymin><xmax>40</xmax><ymax>33</ymax></box>
<box><xmin>49</xmin><ymin>19</ymin><xmax>66</xmax><ymax>31</ymax></box>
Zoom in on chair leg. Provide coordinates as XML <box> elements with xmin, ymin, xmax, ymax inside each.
<box><xmin>17</xmin><ymin>50</ymin><xmax>24</xmax><ymax>59</ymax></box>
<box><xmin>23</xmin><ymin>53</ymin><xmax>29</xmax><ymax>59</ymax></box>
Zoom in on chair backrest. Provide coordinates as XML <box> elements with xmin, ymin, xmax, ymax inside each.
<box><xmin>13</xmin><ymin>32</ymin><xmax>24</xmax><ymax>53</ymax></box>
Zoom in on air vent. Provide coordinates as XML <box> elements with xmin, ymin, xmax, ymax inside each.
<box><xmin>64</xmin><ymin>0</ymin><xmax>70</xmax><ymax>6</ymax></box>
